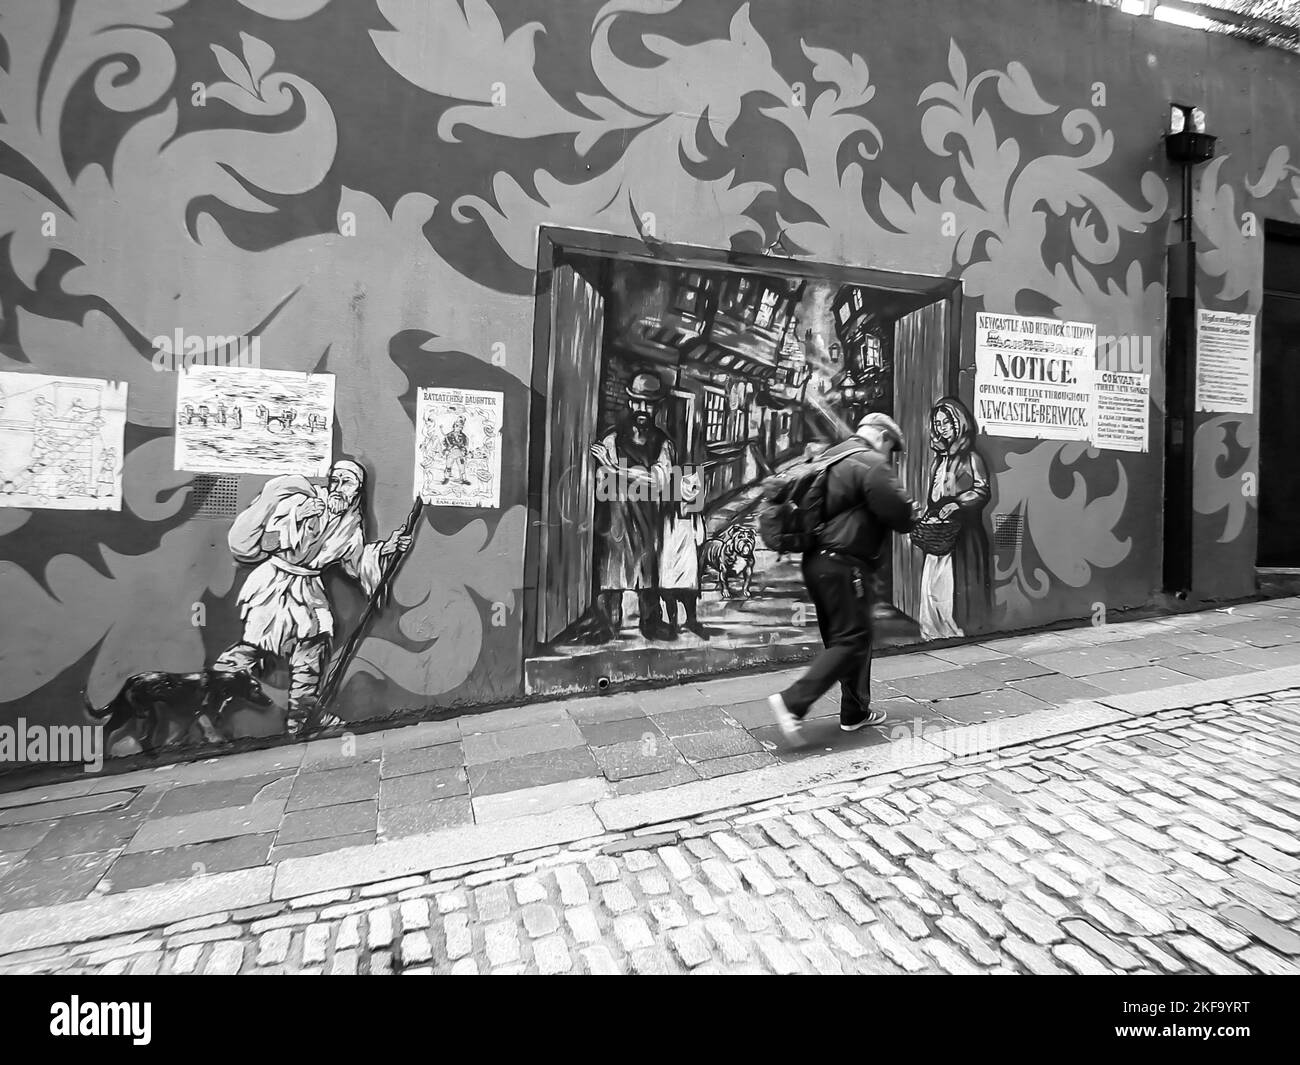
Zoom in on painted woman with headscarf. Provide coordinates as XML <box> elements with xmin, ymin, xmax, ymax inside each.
<box><xmin>915</xmin><ymin>396</ymin><xmax>990</xmax><ymax>640</ymax></box>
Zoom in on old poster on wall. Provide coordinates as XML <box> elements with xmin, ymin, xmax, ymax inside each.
<box><xmin>973</xmin><ymin>313</ymin><xmax>1096</xmax><ymax>441</ymax></box>
<box><xmin>1091</xmin><ymin>370</ymin><xmax>1150</xmax><ymax>453</ymax></box>
<box><xmin>415</xmin><ymin>387</ymin><xmax>503</xmax><ymax>508</ymax></box>
<box><xmin>0</xmin><ymin>371</ymin><xmax>127</xmax><ymax>510</ymax></box>
<box><xmin>1195</xmin><ymin>309</ymin><xmax>1255</xmax><ymax>414</ymax></box>
<box><xmin>174</xmin><ymin>366</ymin><xmax>335</xmax><ymax>476</ymax></box>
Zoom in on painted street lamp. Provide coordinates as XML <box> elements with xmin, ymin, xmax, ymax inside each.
<box><xmin>1161</xmin><ymin>102</ymin><xmax>1215</xmax><ymax>598</ymax></box>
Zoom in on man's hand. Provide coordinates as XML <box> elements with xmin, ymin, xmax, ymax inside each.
<box><xmin>298</xmin><ymin>496</ymin><xmax>326</xmax><ymax>519</ymax></box>
<box><xmin>589</xmin><ymin>442</ymin><xmax>615</xmax><ymax>469</ymax></box>
<box><xmin>381</xmin><ymin>531</ymin><xmax>413</xmax><ymax>557</ymax></box>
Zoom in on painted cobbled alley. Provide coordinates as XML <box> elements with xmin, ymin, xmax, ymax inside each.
<box><xmin>1</xmin><ymin>598</ymin><xmax>1299</xmax><ymax>975</ymax></box>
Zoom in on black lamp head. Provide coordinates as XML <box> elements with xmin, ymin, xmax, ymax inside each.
<box><xmin>1165</xmin><ymin>103</ymin><xmax>1216</xmax><ymax>164</ymax></box>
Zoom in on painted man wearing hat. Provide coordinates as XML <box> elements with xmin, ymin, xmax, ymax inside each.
<box><xmin>588</xmin><ymin>370</ymin><xmax>678</xmax><ymax>641</ymax></box>
<box><xmin>216</xmin><ymin>459</ymin><xmax>412</xmax><ymax>734</ymax></box>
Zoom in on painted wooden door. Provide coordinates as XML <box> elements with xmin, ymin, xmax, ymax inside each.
<box><xmin>891</xmin><ymin>298</ymin><xmax>951</xmax><ymax>621</ymax></box>
<box><xmin>537</xmin><ymin>265</ymin><xmax>605</xmax><ymax>644</ymax></box>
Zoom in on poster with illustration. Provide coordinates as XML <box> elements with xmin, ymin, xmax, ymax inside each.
<box><xmin>415</xmin><ymin>387</ymin><xmax>503</xmax><ymax>508</ymax></box>
<box><xmin>0</xmin><ymin>371</ymin><xmax>127</xmax><ymax>510</ymax></box>
<box><xmin>174</xmin><ymin>366</ymin><xmax>335</xmax><ymax>476</ymax></box>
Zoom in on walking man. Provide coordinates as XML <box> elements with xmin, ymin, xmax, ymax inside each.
<box><xmin>768</xmin><ymin>413</ymin><xmax>917</xmax><ymax>743</ymax></box>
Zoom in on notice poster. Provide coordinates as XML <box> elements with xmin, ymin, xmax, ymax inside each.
<box><xmin>175</xmin><ymin>366</ymin><xmax>335</xmax><ymax>477</ymax></box>
<box><xmin>1092</xmin><ymin>370</ymin><xmax>1150</xmax><ymax>453</ymax></box>
<box><xmin>0</xmin><ymin>372</ymin><xmax>127</xmax><ymax>510</ymax></box>
<box><xmin>1196</xmin><ymin>310</ymin><xmax>1255</xmax><ymax>413</ymax></box>
<box><xmin>974</xmin><ymin>313</ymin><xmax>1096</xmax><ymax>440</ymax></box>
<box><xmin>415</xmin><ymin>387</ymin><xmax>503</xmax><ymax>508</ymax></box>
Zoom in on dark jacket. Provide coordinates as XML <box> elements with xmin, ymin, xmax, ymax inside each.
<box><xmin>814</xmin><ymin>438</ymin><xmax>916</xmax><ymax>566</ymax></box>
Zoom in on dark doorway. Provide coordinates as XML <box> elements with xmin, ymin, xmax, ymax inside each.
<box><xmin>1260</xmin><ymin>223</ymin><xmax>1300</xmax><ymax>566</ymax></box>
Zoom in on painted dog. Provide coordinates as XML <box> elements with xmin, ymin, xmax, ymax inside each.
<box><xmin>700</xmin><ymin>524</ymin><xmax>757</xmax><ymax>599</ymax></box>
<box><xmin>84</xmin><ymin>668</ymin><xmax>272</xmax><ymax>752</ymax></box>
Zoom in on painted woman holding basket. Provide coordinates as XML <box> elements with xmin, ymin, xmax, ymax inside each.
<box><xmin>913</xmin><ymin>397</ymin><xmax>991</xmax><ymax>641</ymax></box>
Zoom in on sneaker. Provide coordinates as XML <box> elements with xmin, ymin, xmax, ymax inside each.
<box><xmin>840</xmin><ymin>707</ymin><xmax>887</xmax><ymax>732</ymax></box>
<box><xmin>768</xmin><ymin>693</ymin><xmax>806</xmax><ymax>747</ymax></box>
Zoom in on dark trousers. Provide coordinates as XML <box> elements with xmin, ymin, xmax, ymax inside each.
<box><xmin>780</xmin><ymin>551</ymin><xmax>874</xmax><ymax>721</ymax></box>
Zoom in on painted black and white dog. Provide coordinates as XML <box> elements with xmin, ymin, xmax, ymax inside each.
<box><xmin>84</xmin><ymin>668</ymin><xmax>272</xmax><ymax>752</ymax></box>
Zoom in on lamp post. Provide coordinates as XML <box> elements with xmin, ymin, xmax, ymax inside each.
<box><xmin>1161</xmin><ymin>103</ymin><xmax>1216</xmax><ymax>597</ymax></box>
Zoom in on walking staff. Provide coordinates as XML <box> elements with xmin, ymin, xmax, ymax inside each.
<box><xmin>314</xmin><ymin>496</ymin><xmax>425</xmax><ymax>720</ymax></box>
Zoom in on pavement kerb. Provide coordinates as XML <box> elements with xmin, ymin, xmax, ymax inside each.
<box><xmin>919</xmin><ymin>699</ymin><xmax>1130</xmax><ymax>757</ymax></box>
<box><xmin>0</xmin><ymin>867</ymin><xmax>273</xmax><ymax>956</ymax></box>
<box><xmin>269</xmin><ymin>804</ymin><xmax>605</xmax><ymax>900</ymax></box>
<box><xmin>593</xmin><ymin>737</ymin><xmax>952</xmax><ymax>832</ymax></box>
<box><xmin>1093</xmin><ymin>664</ymin><xmax>1300</xmax><ymax>716</ymax></box>
<box><xmin>2</xmin><ymin>665</ymin><xmax>1298</xmax><ymax>957</ymax></box>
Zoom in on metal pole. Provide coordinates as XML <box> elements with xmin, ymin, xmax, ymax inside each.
<box><xmin>1163</xmin><ymin>160</ymin><xmax>1198</xmax><ymax>595</ymax></box>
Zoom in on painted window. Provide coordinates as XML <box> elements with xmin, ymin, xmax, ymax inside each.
<box><xmin>725</xmin><ymin>276</ymin><xmax>752</xmax><ymax>315</ymax></box>
<box><xmin>674</xmin><ymin>272</ymin><xmax>705</xmax><ymax>315</ymax></box>
<box><xmin>703</xmin><ymin>387</ymin><xmax>727</xmax><ymax>444</ymax></box>
<box><xmin>755</xmin><ymin>288</ymin><xmax>780</xmax><ymax>329</ymax></box>
<box><xmin>862</xmin><ymin>334</ymin><xmax>882</xmax><ymax>367</ymax></box>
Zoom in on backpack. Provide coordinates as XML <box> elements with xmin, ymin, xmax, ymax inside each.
<box><xmin>757</xmin><ymin>441</ymin><xmax>869</xmax><ymax>554</ymax></box>
<box><xmin>227</xmin><ymin>474</ymin><xmax>316</xmax><ymax>565</ymax></box>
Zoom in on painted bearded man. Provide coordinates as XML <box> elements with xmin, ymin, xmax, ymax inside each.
<box><xmin>216</xmin><ymin>459</ymin><xmax>411</xmax><ymax>735</ymax></box>
<box><xmin>588</xmin><ymin>372</ymin><xmax>676</xmax><ymax>642</ymax></box>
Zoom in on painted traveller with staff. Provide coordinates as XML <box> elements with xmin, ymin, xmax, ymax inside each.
<box><xmin>215</xmin><ymin>459</ymin><xmax>414</xmax><ymax>735</ymax></box>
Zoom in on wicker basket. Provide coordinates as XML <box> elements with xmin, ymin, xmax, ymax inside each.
<box><xmin>910</xmin><ymin>514</ymin><xmax>961</xmax><ymax>556</ymax></box>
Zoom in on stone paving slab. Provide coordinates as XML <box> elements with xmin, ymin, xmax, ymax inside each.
<box><xmin>377</xmin><ymin>796</ymin><xmax>474</xmax><ymax>840</ymax></box>
<box><xmin>1</xmin><ymin>599</ymin><xmax>1298</xmax><ymax>917</ymax></box>
<box><xmin>471</xmin><ymin>778</ymin><xmax>612</xmax><ymax>824</ymax></box>
<box><xmin>125</xmin><ymin>801</ymin><xmax>287</xmax><ymax>853</ymax></box>
<box><xmin>107</xmin><ymin>833</ymin><xmax>275</xmax><ymax>893</ymax></box>
<box><xmin>0</xmin><ymin>791</ymin><xmax>136</xmax><ymax>826</ymax></box>
<box><xmin>378</xmin><ymin>769</ymin><xmax>467</xmax><ymax>808</ymax></box>
<box><xmin>0</xmin><ymin>779</ymin><xmax>98</xmax><ymax>809</ymax></box>
<box><xmin>8</xmin><ymin>688</ymin><xmax>1299</xmax><ymax>974</ymax></box>
<box><xmin>270</xmin><ymin>831</ymin><xmax>375</xmax><ymax>864</ymax></box>
<box><xmin>461</xmin><ymin>720</ymin><xmax>585</xmax><ymax>766</ymax></box>
<box><xmin>1153</xmin><ymin>654</ymin><xmax>1255</xmax><ymax>680</ymax></box>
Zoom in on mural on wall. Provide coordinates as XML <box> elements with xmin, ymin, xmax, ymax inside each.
<box><xmin>0</xmin><ymin>372</ymin><xmax>126</xmax><ymax>511</ymax></box>
<box><xmin>912</xmin><ymin>397</ymin><xmax>991</xmax><ymax>641</ymax></box>
<box><xmin>531</xmin><ymin>253</ymin><xmax>966</xmax><ymax>685</ymax></box>
<box><xmin>175</xmin><ymin>367</ymin><xmax>336</xmax><ymax>476</ymax></box>
<box><xmin>0</xmin><ymin>0</ymin><xmax>1295</xmax><ymax>756</ymax></box>
<box><xmin>214</xmin><ymin>459</ymin><xmax>414</xmax><ymax>736</ymax></box>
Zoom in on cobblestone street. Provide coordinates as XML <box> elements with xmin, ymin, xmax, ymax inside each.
<box><xmin>6</xmin><ymin>688</ymin><xmax>1298</xmax><ymax>975</ymax></box>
